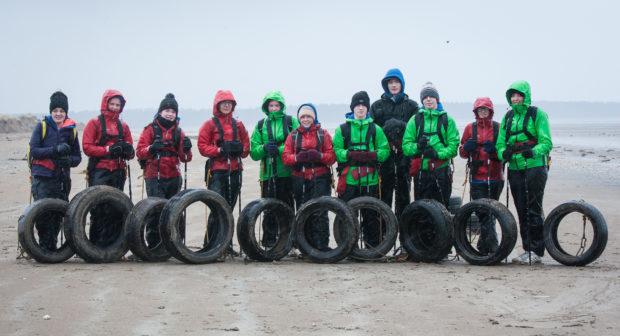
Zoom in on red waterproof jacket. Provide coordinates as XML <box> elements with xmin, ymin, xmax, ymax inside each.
<box><xmin>282</xmin><ymin>123</ymin><xmax>336</xmax><ymax>179</ymax></box>
<box><xmin>136</xmin><ymin>119</ymin><xmax>192</xmax><ymax>179</ymax></box>
<box><xmin>82</xmin><ymin>90</ymin><xmax>134</xmax><ymax>171</ymax></box>
<box><xmin>459</xmin><ymin>97</ymin><xmax>504</xmax><ymax>181</ymax></box>
<box><xmin>197</xmin><ymin>90</ymin><xmax>250</xmax><ymax>171</ymax></box>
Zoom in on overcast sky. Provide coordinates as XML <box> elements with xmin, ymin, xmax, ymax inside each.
<box><xmin>2</xmin><ymin>0</ymin><xmax>619</xmax><ymax>115</ymax></box>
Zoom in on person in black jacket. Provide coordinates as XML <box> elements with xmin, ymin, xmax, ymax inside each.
<box><xmin>28</xmin><ymin>91</ymin><xmax>82</xmax><ymax>251</ymax></box>
<box><xmin>369</xmin><ymin>68</ymin><xmax>419</xmax><ymax>218</ymax></box>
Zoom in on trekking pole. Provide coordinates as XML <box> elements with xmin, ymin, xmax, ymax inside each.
<box><xmin>524</xmin><ymin>157</ymin><xmax>531</xmax><ymax>265</ymax></box>
<box><xmin>301</xmin><ymin>165</ymin><xmax>306</xmax><ymax>204</ymax></box>
<box><xmin>462</xmin><ymin>156</ymin><xmax>470</xmax><ymax>203</ymax></box>
<box><xmin>184</xmin><ymin>153</ymin><xmax>188</xmax><ymax>190</ymax></box>
<box><xmin>237</xmin><ymin>157</ymin><xmax>242</xmax><ymax>216</ymax></box>
<box><xmin>487</xmin><ymin>158</ymin><xmax>491</xmax><ymax>199</ymax></box>
<box><xmin>226</xmin><ymin>155</ymin><xmax>232</xmax><ymax>207</ymax></box>
<box><xmin>126</xmin><ymin>159</ymin><xmax>133</xmax><ymax>201</ymax></box>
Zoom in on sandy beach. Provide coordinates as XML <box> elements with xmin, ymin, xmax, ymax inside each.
<box><xmin>1</xmin><ymin>123</ymin><xmax>619</xmax><ymax>335</ymax></box>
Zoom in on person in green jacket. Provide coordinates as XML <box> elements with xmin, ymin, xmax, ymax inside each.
<box><xmin>402</xmin><ymin>82</ymin><xmax>459</xmax><ymax>207</ymax></box>
<box><xmin>250</xmin><ymin>90</ymin><xmax>299</xmax><ymax>247</ymax></box>
<box><xmin>496</xmin><ymin>80</ymin><xmax>552</xmax><ymax>265</ymax></box>
<box><xmin>333</xmin><ymin>91</ymin><xmax>390</xmax><ymax>248</ymax></box>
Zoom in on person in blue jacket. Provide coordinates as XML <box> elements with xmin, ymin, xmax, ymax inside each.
<box><xmin>28</xmin><ymin>91</ymin><xmax>82</xmax><ymax>251</ymax></box>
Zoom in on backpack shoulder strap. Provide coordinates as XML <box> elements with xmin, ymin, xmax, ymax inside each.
<box><xmin>503</xmin><ymin>109</ymin><xmax>515</xmax><ymax>142</ymax></box>
<box><xmin>436</xmin><ymin>113</ymin><xmax>448</xmax><ymax>146</ymax></box>
<box><xmin>340</xmin><ymin>122</ymin><xmax>351</xmax><ymax>149</ymax></box>
<box><xmin>316</xmin><ymin>129</ymin><xmax>325</xmax><ymax>151</ymax></box>
<box><xmin>523</xmin><ymin>106</ymin><xmax>538</xmax><ymax>141</ymax></box>
<box><xmin>366</xmin><ymin>123</ymin><xmax>376</xmax><ymax>150</ymax></box>
<box><xmin>265</xmin><ymin>118</ymin><xmax>274</xmax><ymax>142</ymax></box>
<box><xmin>257</xmin><ymin>118</ymin><xmax>265</xmax><ymax>135</ymax></box>
<box><xmin>98</xmin><ymin>114</ymin><xmax>107</xmax><ymax>145</ymax></box>
<box><xmin>414</xmin><ymin>113</ymin><xmax>424</xmax><ymax>142</ymax></box>
<box><xmin>151</xmin><ymin>121</ymin><xmax>162</xmax><ymax>139</ymax></box>
<box><xmin>471</xmin><ymin>122</ymin><xmax>478</xmax><ymax>143</ymax></box>
<box><xmin>492</xmin><ymin>121</ymin><xmax>499</xmax><ymax>144</ymax></box>
<box><xmin>211</xmin><ymin>117</ymin><xmax>225</xmax><ymax>145</ymax></box>
<box><xmin>291</xmin><ymin>129</ymin><xmax>301</xmax><ymax>153</ymax></box>
<box><xmin>283</xmin><ymin>115</ymin><xmax>292</xmax><ymax>140</ymax></box>
<box><xmin>231</xmin><ymin>118</ymin><xmax>238</xmax><ymax>141</ymax></box>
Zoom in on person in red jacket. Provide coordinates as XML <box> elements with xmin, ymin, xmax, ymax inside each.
<box><xmin>458</xmin><ymin>97</ymin><xmax>505</xmax><ymax>255</ymax></box>
<box><xmin>282</xmin><ymin>103</ymin><xmax>335</xmax><ymax>251</ymax></box>
<box><xmin>198</xmin><ymin>90</ymin><xmax>250</xmax><ymax>255</ymax></box>
<box><xmin>136</xmin><ymin>93</ymin><xmax>193</xmax><ymax>247</ymax></box>
<box><xmin>82</xmin><ymin>89</ymin><xmax>135</xmax><ymax>247</ymax></box>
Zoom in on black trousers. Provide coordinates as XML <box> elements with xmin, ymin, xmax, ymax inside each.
<box><xmin>470</xmin><ymin>181</ymin><xmax>504</xmax><ymax>254</ymax></box>
<box><xmin>31</xmin><ymin>175</ymin><xmax>70</xmax><ymax>250</ymax></box>
<box><xmin>413</xmin><ymin>165</ymin><xmax>452</xmax><ymax>208</ymax></box>
<box><xmin>508</xmin><ymin>166</ymin><xmax>547</xmax><ymax>256</ymax></box>
<box><xmin>205</xmin><ymin>170</ymin><xmax>241</xmax><ymax>247</ymax></box>
<box><xmin>340</xmin><ymin>183</ymin><xmax>382</xmax><ymax>247</ymax></box>
<box><xmin>379</xmin><ymin>152</ymin><xmax>411</xmax><ymax>218</ymax></box>
<box><xmin>145</xmin><ymin>176</ymin><xmax>182</xmax><ymax>247</ymax></box>
<box><xmin>88</xmin><ymin>168</ymin><xmax>126</xmax><ymax>247</ymax></box>
<box><xmin>260</xmin><ymin>176</ymin><xmax>294</xmax><ymax>246</ymax></box>
<box><xmin>292</xmin><ymin>174</ymin><xmax>332</xmax><ymax>250</ymax></box>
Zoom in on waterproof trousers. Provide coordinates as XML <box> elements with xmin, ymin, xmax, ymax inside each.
<box><xmin>379</xmin><ymin>151</ymin><xmax>411</xmax><ymax>218</ymax></box>
<box><xmin>88</xmin><ymin>168</ymin><xmax>126</xmax><ymax>247</ymax></box>
<box><xmin>144</xmin><ymin>176</ymin><xmax>182</xmax><ymax>247</ymax></box>
<box><xmin>340</xmin><ymin>183</ymin><xmax>382</xmax><ymax>248</ymax></box>
<box><xmin>508</xmin><ymin>166</ymin><xmax>547</xmax><ymax>256</ymax></box>
<box><xmin>413</xmin><ymin>165</ymin><xmax>452</xmax><ymax>208</ymax></box>
<box><xmin>470</xmin><ymin>181</ymin><xmax>504</xmax><ymax>254</ymax></box>
<box><xmin>259</xmin><ymin>176</ymin><xmax>294</xmax><ymax>247</ymax></box>
<box><xmin>292</xmin><ymin>174</ymin><xmax>332</xmax><ymax>251</ymax></box>
<box><xmin>31</xmin><ymin>175</ymin><xmax>71</xmax><ymax>250</ymax></box>
<box><xmin>204</xmin><ymin>169</ymin><xmax>241</xmax><ymax>247</ymax></box>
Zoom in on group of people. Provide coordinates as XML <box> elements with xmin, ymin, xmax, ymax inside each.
<box><xmin>28</xmin><ymin>68</ymin><xmax>552</xmax><ymax>264</ymax></box>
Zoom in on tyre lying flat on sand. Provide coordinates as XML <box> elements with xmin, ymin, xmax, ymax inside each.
<box><xmin>544</xmin><ymin>201</ymin><xmax>608</xmax><ymax>266</ymax></box>
<box><xmin>399</xmin><ymin>199</ymin><xmax>454</xmax><ymax>263</ymax></box>
<box><xmin>160</xmin><ymin>189</ymin><xmax>234</xmax><ymax>264</ymax></box>
<box><xmin>126</xmin><ymin>197</ymin><xmax>171</xmax><ymax>262</ymax></box>
<box><xmin>18</xmin><ymin>198</ymin><xmax>74</xmax><ymax>263</ymax></box>
<box><xmin>453</xmin><ymin>198</ymin><xmax>518</xmax><ymax>266</ymax></box>
<box><xmin>237</xmin><ymin>198</ymin><xmax>295</xmax><ymax>262</ymax></box>
<box><xmin>64</xmin><ymin>185</ymin><xmax>133</xmax><ymax>263</ymax></box>
<box><xmin>294</xmin><ymin>196</ymin><xmax>359</xmax><ymax>264</ymax></box>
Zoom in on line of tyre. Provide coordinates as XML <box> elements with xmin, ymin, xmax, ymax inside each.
<box><xmin>18</xmin><ymin>186</ymin><xmax>608</xmax><ymax>266</ymax></box>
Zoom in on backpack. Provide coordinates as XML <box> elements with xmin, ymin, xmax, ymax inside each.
<box><xmin>86</xmin><ymin>114</ymin><xmax>124</xmax><ymax>173</ymax></box>
<box><xmin>340</xmin><ymin>122</ymin><xmax>376</xmax><ymax>151</ymax></box>
<box><xmin>204</xmin><ymin>116</ymin><xmax>239</xmax><ymax>181</ymax></box>
<box><xmin>503</xmin><ymin>106</ymin><xmax>538</xmax><ymax>143</ymax></box>
<box><xmin>471</xmin><ymin>121</ymin><xmax>500</xmax><ymax>146</ymax></box>
<box><xmin>27</xmin><ymin>119</ymin><xmax>77</xmax><ymax>170</ymax></box>
<box><xmin>290</xmin><ymin>128</ymin><xmax>325</xmax><ymax>153</ymax></box>
<box><xmin>258</xmin><ymin>115</ymin><xmax>292</xmax><ymax>145</ymax></box>
<box><xmin>138</xmin><ymin>120</ymin><xmax>182</xmax><ymax>169</ymax></box>
<box><xmin>414</xmin><ymin>112</ymin><xmax>448</xmax><ymax>146</ymax></box>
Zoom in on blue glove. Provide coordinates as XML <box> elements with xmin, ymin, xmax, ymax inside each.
<box><xmin>263</xmin><ymin>141</ymin><xmax>279</xmax><ymax>156</ymax></box>
<box><xmin>522</xmin><ymin>149</ymin><xmax>535</xmax><ymax>159</ymax></box>
<box><xmin>483</xmin><ymin>140</ymin><xmax>496</xmax><ymax>154</ymax></box>
<box><xmin>463</xmin><ymin>138</ymin><xmax>477</xmax><ymax>152</ymax></box>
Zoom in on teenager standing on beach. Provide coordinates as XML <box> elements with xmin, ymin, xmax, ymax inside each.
<box><xmin>496</xmin><ymin>80</ymin><xmax>552</xmax><ymax>264</ymax></box>
<box><xmin>250</xmin><ymin>91</ymin><xmax>299</xmax><ymax>248</ymax></box>
<box><xmin>28</xmin><ymin>91</ymin><xmax>82</xmax><ymax>251</ymax></box>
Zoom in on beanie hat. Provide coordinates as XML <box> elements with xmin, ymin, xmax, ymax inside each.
<box><xmin>420</xmin><ymin>81</ymin><xmax>440</xmax><ymax>103</ymax></box>
<box><xmin>350</xmin><ymin>91</ymin><xmax>370</xmax><ymax>111</ymax></box>
<box><xmin>158</xmin><ymin>93</ymin><xmax>178</xmax><ymax>114</ymax></box>
<box><xmin>49</xmin><ymin>91</ymin><xmax>68</xmax><ymax>113</ymax></box>
<box><xmin>297</xmin><ymin>103</ymin><xmax>319</xmax><ymax>124</ymax></box>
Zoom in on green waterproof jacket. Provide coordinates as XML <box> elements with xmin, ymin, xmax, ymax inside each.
<box><xmin>250</xmin><ymin>90</ymin><xmax>300</xmax><ymax>181</ymax></box>
<box><xmin>402</xmin><ymin>108</ymin><xmax>460</xmax><ymax>170</ymax></box>
<box><xmin>333</xmin><ymin>115</ymin><xmax>390</xmax><ymax>186</ymax></box>
<box><xmin>496</xmin><ymin>80</ymin><xmax>552</xmax><ymax>170</ymax></box>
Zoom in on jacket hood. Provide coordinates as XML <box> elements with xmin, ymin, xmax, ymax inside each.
<box><xmin>381</xmin><ymin>68</ymin><xmax>405</xmax><ymax>102</ymax></box>
<box><xmin>212</xmin><ymin>90</ymin><xmax>237</xmax><ymax>118</ymax></box>
<box><xmin>345</xmin><ymin>111</ymin><xmax>371</xmax><ymax>121</ymax></box>
<box><xmin>472</xmin><ymin>97</ymin><xmax>494</xmax><ymax>120</ymax></box>
<box><xmin>100</xmin><ymin>89</ymin><xmax>126</xmax><ymax>114</ymax></box>
<box><xmin>418</xmin><ymin>107</ymin><xmax>447</xmax><ymax>119</ymax></box>
<box><xmin>261</xmin><ymin>90</ymin><xmax>287</xmax><ymax>117</ymax></box>
<box><xmin>505</xmin><ymin>80</ymin><xmax>531</xmax><ymax>109</ymax></box>
<box><xmin>297</xmin><ymin>103</ymin><xmax>319</xmax><ymax>124</ymax></box>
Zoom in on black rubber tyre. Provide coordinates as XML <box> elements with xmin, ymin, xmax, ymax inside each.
<box><xmin>126</xmin><ymin>197</ymin><xmax>171</xmax><ymax>262</ymax></box>
<box><xmin>237</xmin><ymin>198</ymin><xmax>295</xmax><ymax>261</ymax></box>
<box><xmin>64</xmin><ymin>186</ymin><xmax>133</xmax><ymax>263</ymax></box>
<box><xmin>333</xmin><ymin>196</ymin><xmax>398</xmax><ymax>260</ymax></box>
<box><xmin>448</xmin><ymin>196</ymin><xmax>462</xmax><ymax>215</ymax></box>
<box><xmin>160</xmin><ymin>189</ymin><xmax>233</xmax><ymax>264</ymax></box>
<box><xmin>294</xmin><ymin>196</ymin><xmax>358</xmax><ymax>263</ymax></box>
<box><xmin>544</xmin><ymin>201</ymin><xmax>608</xmax><ymax>266</ymax></box>
<box><xmin>17</xmin><ymin>198</ymin><xmax>74</xmax><ymax>263</ymax></box>
<box><xmin>453</xmin><ymin>199</ymin><xmax>518</xmax><ymax>265</ymax></box>
<box><xmin>399</xmin><ymin>199</ymin><xmax>454</xmax><ymax>262</ymax></box>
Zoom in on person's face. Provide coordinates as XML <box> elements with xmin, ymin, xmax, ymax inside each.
<box><xmin>423</xmin><ymin>96</ymin><xmax>438</xmax><ymax>110</ymax></box>
<box><xmin>160</xmin><ymin>108</ymin><xmax>177</xmax><ymax>121</ymax></box>
<box><xmin>387</xmin><ymin>78</ymin><xmax>402</xmax><ymax>96</ymax></box>
<box><xmin>510</xmin><ymin>92</ymin><xmax>524</xmax><ymax>105</ymax></box>
<box><xmin>267</xmin><ymin>100</ymin><xmax>282</xmax><ymax>113</ymax></box>
<box><xmin>476</xmin><ymin>107</ymin><xmax>490</xmax><ymax>119</ymax></box>
<box><xmin>219</xmin><ymin>101</ymin><xmax>234</xmax><ymax>114</ymax></box>
<box><xmin>108</xmin><ymin>97</ymin><xmax>122</xmax><ymax>113</ymax></box>
<box><xmin>353</xmin><ymin>104</ymin><xmax>368</xmax><ymax>120</ymax></box>
<box><xmin>51</xmin><ymin>108</ymin><xmax>67</xmax><ymax>125</ymax></box>
<box><xmin>299</xmin><ymin>114</ymin><xmax>314</xmax><ymax>128</ymax></box>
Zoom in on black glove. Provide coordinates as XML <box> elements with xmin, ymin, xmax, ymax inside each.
<box><xmin>423</xmin><ymin>148</ymin><xmax>439</xmax><ymax>160</ymax></box>
<box><xmin>182</xmin><ymin>137</ymin><xmax>192</xmax><ymax>152</ymax></box>
<box><xmin>483</xmin><ymin>140</ymin><xmax>496</xmax><ymax>154</ymax></box>
<box><xmin>463</xmin><ymin>138</ymin><xmax>477</xmax><ymax>152</ymax></box>
<box><xmin>109</xmin><ymin>141</ymin><xmax>124</xmax><ymax>158</ymax></box>
<box><xmin>52</xmin><ymin>143</ymin><xmax>71</xmax><ymax>158</ymax></box>
<box><xmin>263</xmin><ymin>141</ymin><xmax>279</xmax><ymax>156</ymax></box>
<box><xmin>149</xmin><ymin>138</ymin><xmax>164</xmax><ymax>154</ymax></box>
<box><xmin>502</xmin><ymin>147</ymin><xmax>513</xmax><ymax>161</ymax></box>
<box><xmin>55</xmin><ymin>156</ymin><xmax>72</xmax><ymax>168</ymax></box>
<box><xmin>223</xmin><ymin>140</ymin><xmax>244</xmax><ymax>156</ymax></box>
<box><xmin>417</xmin><ymin>136</ymin><xmax>429</xmax><ymax>151</ymax></box>
<box><xmin>522</xmin><ymin>149</ymin><xmax>535</xmax><ymax>159</ymax></box>
<box><xmin>122</xmin><ymin>142</ymin><xmax>134</xmax><ymax>158</ymax></box>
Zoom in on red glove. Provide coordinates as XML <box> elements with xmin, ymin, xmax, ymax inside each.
<box><xmin>296</xmin><ymin>149</ymin><xmax>322</xmax><ymax>163</ymax></box>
